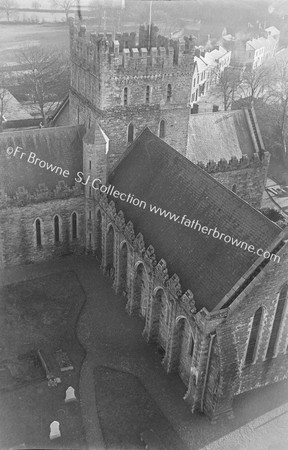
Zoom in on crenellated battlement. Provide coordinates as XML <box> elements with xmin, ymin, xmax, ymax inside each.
<box><xmin>197</xmin><ymin>152</ymin><xmax>270</xmax><ymax>174</ymax></box>
<box><xmin>69</xmin><ymin>20</ymin><xmax>195</xmax><ymax>74</ymax></box>
<box><xmin>69</xmin><ymin>19</ymin><xmax>195</xmax><ymax>157</ymax></box>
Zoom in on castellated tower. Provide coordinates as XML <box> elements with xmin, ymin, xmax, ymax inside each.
<box><xmin>69</xmin><ymin>20</ymin><xmax>195</xmax><ymax>167</ymax></box>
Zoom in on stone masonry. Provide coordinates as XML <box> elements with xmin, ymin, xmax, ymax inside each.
<box><xmin>69</xmin><ymin>21</ymin><xmax>195</xmax><ymax>167</ymax></box>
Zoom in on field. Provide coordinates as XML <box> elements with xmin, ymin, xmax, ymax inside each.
<box><xmin>0</xmin><ymin>23</ymin><xmax>69</xmax><ymax>64</ymax></box>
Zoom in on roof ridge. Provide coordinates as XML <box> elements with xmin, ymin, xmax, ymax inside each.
<box><xmin>50</xmin><ymin>94</ymin><xmax>69</xmax><ymax>122</ymax></box>
<box><xmin>0</xmin><ymin>124</ymin><xmax>84</xmax><ymax>136</ymax></box>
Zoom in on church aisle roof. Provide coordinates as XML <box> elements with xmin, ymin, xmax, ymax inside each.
<box><xmin>0</xmin><ymin>125</ymin><xmax>85</xmax><ymax>196</ymax></box>
<box><xmin>187</xmin><ymin>109</ymin><xmax>258</xmax><ymax>164</ymax></box>
<box><xmin>109</xmin><ymin>128</ymin><xmax>281</xmax><ymax>311</ymax></box>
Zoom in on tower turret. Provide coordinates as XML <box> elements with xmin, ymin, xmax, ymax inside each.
<box><xmin>69</xmin><ymin>20</ymin><xmax>196</xmax><ymax>167</ymax></box>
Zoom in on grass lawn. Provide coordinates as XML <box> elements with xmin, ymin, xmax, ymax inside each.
<box><xmin>94</xmin><ymin>366</ymin><xmax>187</xmax><ymax>450</ymax></box>
<box><xmin>0</xmin><ymin>23</ymin><xmax>69</xmax><ymax>64</ymax></box>
<box><xmin>0</xmin><ymin>271</ymin><xmax>86</xmax><ymax>450</ymax></box>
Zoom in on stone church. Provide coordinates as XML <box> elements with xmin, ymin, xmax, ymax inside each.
<box><xmin>0</xmin><ymin>20</ymin><xmax>288</xmax><ymax>422</ymax></box>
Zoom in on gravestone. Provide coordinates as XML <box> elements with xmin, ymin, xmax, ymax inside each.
<box><xmin>65</xmin><ymin>386</ymin><xmax>77</xmax><ymax>403</ymax></box>
<box><xmin>49</xmin><ymin>421</ymin><xmax>61</xmax><ymax>440</ymax></box>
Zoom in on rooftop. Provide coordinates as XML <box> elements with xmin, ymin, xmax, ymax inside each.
<box><xmin>187</xmin><ymin>109</ymin><xmax>260</xmax><ymax>164</ymax></box>
<box><xmin>108</xmin><ymin>128</ymin><xmax>281</xmax><ymax>311</ymax></box>
<box><xmin>265</xmin><ymin>26</ymin><xmax>280</xmax><ymax>36</ymax></box>
<box><xmin>1</xmin><ymin>90</ymin><xmax>32</xmax><ymax>121</ymax></box>
<box><xmin>194</xmin><ymin>55</ymin><xmax>208</xmax><ymax>72</ymax></box>
<box><xmin>209</xmin><ymin>45</ymin><xmax>229</xmax><ymax>60</ymax></box>
<box><xmin>0</xmin><ymin>125</ymin><xmax>85</xmax><ymax>197</ymax></box>
<box><xmin>246</xmin><ymin>38</ymin><xmax>265</xmax><ymax>51</ymax></box>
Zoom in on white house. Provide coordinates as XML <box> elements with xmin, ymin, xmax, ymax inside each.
<box><xmin>191</xmin><ymin>46</ymin><xmax>231</xmax><ymax>105</ymax></box>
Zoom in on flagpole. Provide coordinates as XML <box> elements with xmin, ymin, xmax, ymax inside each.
<box><xmin>148</xmin><ymin>1</ymin><xmax>152</xmax><ymax>50</ymax></box>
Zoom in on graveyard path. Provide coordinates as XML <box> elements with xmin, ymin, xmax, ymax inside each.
<box><xmin>78</xmin><ymin>358</ymin><xmax>106</xmax><ymax>450</ymax></box>
<box><xmin>2</xmin><ymin>255</ymin><xmax>288</xmax><ymax>450</ymax></box>
<box><xmin>74</xmin><ymin>258</ymin><xmax>189</xmax><ymax>450</ymax></box>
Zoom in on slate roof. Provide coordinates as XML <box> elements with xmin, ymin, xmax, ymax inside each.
<box><xmin>187</xmin><ymin>109</ymin><xmax>258</xmax><ymax>164</ymax></box>
<box><xmin>246</xmin><ymin>38</ymin><xmax>265</xmax><ymax>51</ymax></box>
<box><xmin>109</xmin><ymin>128</ymin><xmax>281</xmax><ymax>311</ymax></box>
<box><xmin>194</xmin><ymin>56</ymin><xmax>207</xmax><ymax>72</ymax></box>
<box><xmin>209</xmin><ymin>46</ymin><xmax>228</xmax><ymax>60</ymax></box>
<box><xmin>50</xmin><ymin>94</ymin><xmax>69</xmax><ymax>125</ymax></box>
<box><xmin>0</xmin><ymin>125</ymin><xmax>85</xmax><ymax>196</ymax></box>
<box><xmin>83</xmin><ymin>122</ymin><xmax>107</xmax><ymax>146</ymax></box>
<box><xmin>2</xmin><ymin>90</ymin><xmax>32</xmax><ymax>121</ymax></box>
<box><xmin>202</xmin><ymin>52</ymin><xmax>217</xmax><ymax>67</ymax></box>
<box><xmin>265</xmin><ymin>26</ymin><xmax>280</xmax><ymax>36</ymax></box>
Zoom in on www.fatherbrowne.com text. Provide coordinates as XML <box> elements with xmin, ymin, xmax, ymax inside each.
<box><xmin>6</xmin><ymin>148</ymin><xmax>280</xmax><ymax>264</ymax></box>
<box><xmin>75</xmin><ymin>172</ymin><xmax>280</xmax><ymax>265</ymax></box>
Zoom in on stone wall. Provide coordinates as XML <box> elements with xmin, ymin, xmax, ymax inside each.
<box><xmin>69</xmin><ymin>21</ymin><xmax>194</xmax><ymax>164</ymax></box>
<box><xmin>0</xmin><ymin>195</ymin><xmax>85</xmax><ymax>268</ymax></box>
<box><xmin>212</xmin><ymin>166</ymin><xmax>268</xmax><ymax>209</ymax></box>
<box><xmin>197</xmin><ymin>153</ymin><xmax>270</xmax><ymax>209</ymax></box>
<box><xmin>201</xmin><ymin>237</ymin><xmax>288</xmax><ymax>420</ymax></box>
<box><xmin>232</xmin><ymin>241</ymin><xmax>288</xmax><ymax>394</ymax></box>
<box><xmin>70</xmin><ymin>90</ymin><xmax>189</xmax><ymax>166</ymax></box>
<box><xmin>85</xmin><ymin>187</ymin><xmax>200</xmax><ymax>401</ymax></box>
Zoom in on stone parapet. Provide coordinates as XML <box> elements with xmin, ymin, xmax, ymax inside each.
<box><xmin>197</xmin><ymin>152</ymin><xmax>270</xmax><ymax>174</ymax></box>
<box><xmin>69</xmin><ymin>20</ymin><xmax>195</xmax><ymax>75</ymax></box>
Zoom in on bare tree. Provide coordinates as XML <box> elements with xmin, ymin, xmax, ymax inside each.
<box><xmin>212</xmin><ymin>67</ymin><xmax>241</xmax><ymax>111</ymax></box>
<box><xmin>267</xmin><ymin>54</ymin><xmax>288</xmax><ymax>159</ymax></box>
<box><xmin>16</xmin><ymin>46</ymin><xmax>70</xmax><ymax>126</ymax></box>
<box><xmin>0</xmin><ymin>0</ymin><xmax>18</xmax><ymax>22</ymax></box>
<box><xmin>254</xmin><ymin>54</ymin><xmax>288</xmax><ymax>162</ymax></box>
<box><xmin>238</xmin><ymin>65</ymin><xmax>271</xmax><ymax>107</ymax></box>
<box><xmin>0</xmin><ymin>67</ymin><xmax>12</xmax><ymax>132</ymax></box>
<box><xmin>50</xmin><ymin>0</ymin><xmax>76</xmax><ymax>22</ymax></box>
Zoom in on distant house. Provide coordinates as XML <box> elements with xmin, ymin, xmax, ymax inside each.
<box><xmin>230</xmin><ymin>26</ymin><xmax>280</xmax><ymax>71</ymax></box>
<box><xmin>191</xmin><ymin>46</ymin><xmax>231</xmax><ymax>105</ymax></box>
<box><xmin>191</xmin><ymin>56</ymin><xmax>208</xmax><ymax>104</ymax></box>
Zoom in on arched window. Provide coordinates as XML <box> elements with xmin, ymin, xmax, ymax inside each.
<box><xmin>167</xmin><ymin>84</ymin><xmax>172</xmax><ymax>102</ymax></box>
<box><xmin>128</xmin><ymin>123</ymin><xmax>134</xmax><ymax>143</ymax></box>
<box><xmin>266</xmin><ymin>285</ymin><xmax>288</xmax><ymax>359</ymax></box>
<box><xmin>72</xmin><ymin>212</ymin><xmax>77</xmax><ymax>239</ymax></box>
<box><xmin>164</xmin><ymin>300</ymin><xmax>170</xmax><ymax>325</ymax></box>
<box><xmin>232</xmin><ymin>184</ymin><xmax>237</xmax><ymax>193</ymax></box>
<box><xmin>159</xmin><ymin>119</ymin><xmax>165</xmax><ymax>138</ymax></box>
<box><xmin>189</xmin><ymin>333</ymin><xmax>194</xmax><ymax>357</ymax></box>
<box><xmin>245</xmin><ymin>307</ymin><xmax>263</xmax><ymax>365</ymax></box>
<box><xmin>146</xmin><ymin>85</ymin><xmax>150</xmax><ymax>104</ymax></box>
<box><xmin>54</xmin><ymin>215</ymin><xmax>60</xmax><ymax>243</ymax></box>
<box><xmin>95</xmin><ymin>209</ymin><xmax>102</xmax><ymax>262</ymax></box>
<box><xmin>35</xmin><ymin>219</ymin><xmax>41</xmax><ymax>247</ymax></box>
<box><xmin>123</xmin><ymin>87</ymin><xmax>128</xmax><ymax>106</ymax></box>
